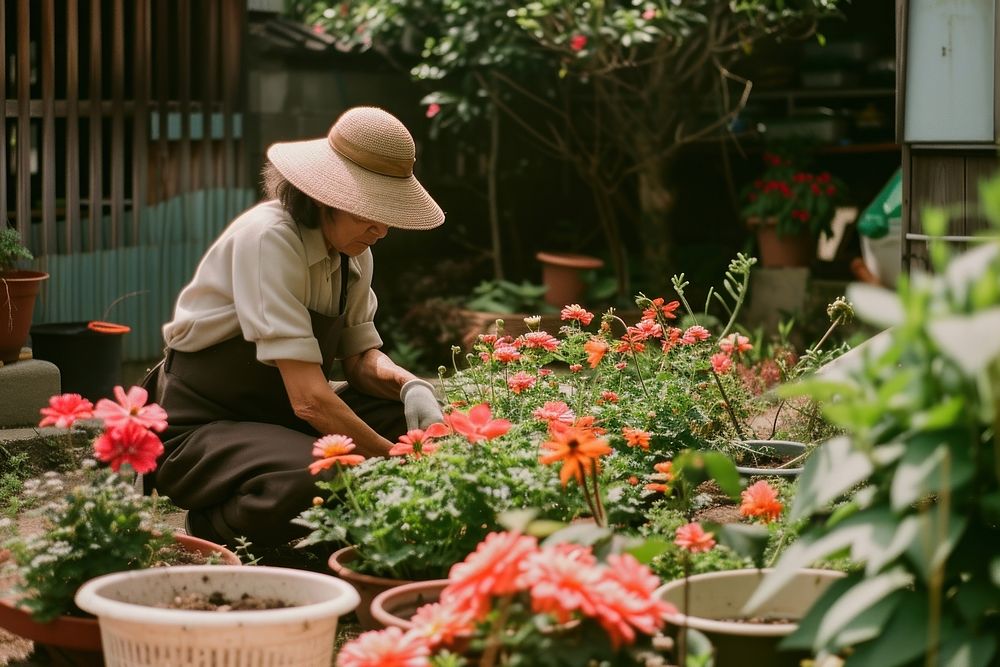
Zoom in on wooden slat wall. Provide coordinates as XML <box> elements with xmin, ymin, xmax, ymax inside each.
<box><xmin>2</xmin><ymin>0</ymin><xmax>246</xmax><ymax>258</ymax></box>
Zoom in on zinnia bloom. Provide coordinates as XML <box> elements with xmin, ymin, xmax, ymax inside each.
<box><xmin>642</xmin><ymin>297</ymin><xmax>680</xmax><ymax>321</ymax></box>
<box><xmin>719</xmin><ymin>333</ymin><xmax>753</xmax><ymax>354</ymax></box>
<box><xmin>674</xmin><ymin>522</ymin><xmax>716</xmax><ymax>553</ymax></box>
<box><xmin>388</xmin><ymin>423</ymin><xmax>449</xmax><ymax>459</ymax></box>
<box><xmin>645</xmin><ymin>461</ymin><xmax>673</xmax><ymax>493</ymax></box>
<box><xmin>532</xmin><ymin>401</ymin><xmax>575</xmax><ymax>424</ymax></box>
<box><xmin>507</xmin><ymin>371</ymin><xmax>537</xmax><ymax>394</ymax></box>
<box><xmin>583</xmin><ymin>338</ymin><xmax>609</xmax><ymax>368</ymax></box>
<box><xmin>409</xmin><ymin>601</ymin><xmax>474</xmax><ymax>649</ymax></box>
<box><xmin>92</xmin><ymin>421</ymin><xmax>164</xmax><ymax>474</ymax></box>
<box><xmin>309</xmin><ymin>434</ymin><xmax>365</xmax><ymax>475</ymax></box>
<box><xmin>519</xmin><ymin>543</ymin><xmax>601</xmax><ymax>624</ymax></box>
<box><xmin>599</xmin><ymin>391</ymin><xmax>619</xmax><ymax>404</ymax></box>
<box><xmin>520</xmin><ymin>331</ymin><xmax>560</xmax><ymax>352</ymax></box>
<box><xmin>94</xmin><ymin>385</ymin><xmax>168</xmax><ymax>433</ymax></box>
<box><xmin>740</xmin><ymin>480</ymin><xmax>783</xmax><ymax>523</ymax></box>
<box><xmin>445</xmin><ymin>403</ymin><xmax>511</xmax><ymax>443</ymax></box>
<box><xmin>623</xmin><ymin>428</ymin><xmax>651</xmax><ymax>450</ymax></box>
<box><xmin>539</xmin><ymin>425</ymin><xmax>612</xmax><ymax>487</ymax></box>
<box><xmin>631</xmin><ymin>320</ymin><xmax>663</xmax><ymax>340</ymax></box>
<box><xmin>444</xmin><ymin>531</ymin><xmax>539</xmax><ymax>618</ymax></box>
<box><xmin>681</xmin><ymin>325</ymin><xmax>711</xmax><ymax>344</ymax></box>
<box><xmin>39</xmin><ymin>393</ymin><xmax>94</xmax><ymax>429</ymax></box>
<box><xmin>560</xmin><ymin>304</ymin><xmax>594</xmax><ymax>325</ymax></box>
<box><xmin>336</xmin><ymin>626</ymin><xmax>430</xmax><ymax>667</ymax></box>
<box><xmin>592</xmin><ymin>554</ymin><xmax>673</xmax><ymax>647</ymax></box>
<box><xmin>491</xmin><ymin>344</ymin><xmax>521</xmax><ymax>364</ymax></box>
<box><xmin>711</xmin><ymin>352</ymin><xmax>733</xmax><ymax>375</ymax></box>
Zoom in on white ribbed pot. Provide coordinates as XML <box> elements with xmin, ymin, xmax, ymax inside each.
<box><xmin>655</xmin><ymin>568</ymin><xmax>843</xmax><ymax>667</ymax></box>
<box><xmin>75</xmin><ymin>565</ymin><xmax>360</xmax><ymax>667</ymax></box>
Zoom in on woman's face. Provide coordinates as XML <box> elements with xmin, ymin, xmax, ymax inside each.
<box><xmin>320</xmin><ymin>208</ymin><xmax>390</xmax><ymax>256</ymax></box>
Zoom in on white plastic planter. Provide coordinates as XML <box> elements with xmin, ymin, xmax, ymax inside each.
<box><xmin>75</xmin><ymin>565</ymin><xmax>360</xmax><ymax>667</ymax></box>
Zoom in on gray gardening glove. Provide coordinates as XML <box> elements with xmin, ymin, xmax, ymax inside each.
<box><xmin>400</xmin><ymin>379</ymin><xmax>444</xmax><ymax>431</ymax></box>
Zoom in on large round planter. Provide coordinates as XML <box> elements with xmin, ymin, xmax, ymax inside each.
<box><xmin>656</xmin><ymin>568</ymin><xmax>844</xmax><ymax>667</ymax></box>
<box><xmin>734</xmin><ymin>440</ymin><xmax>807</xmax><ymax>478</ymax></box>
<box><xmin>30</xmin><ymin>321</ymin><xmax>129</xmax><ymax>400</ymax></box>
<box><xmin>748</xmin><ymin>219</ymin><xmax>815</xmax><ymax>269</ymax></box>
<box><xmin>370</xmin><ymin>578</ymin><xmax>450</xmax><ymax>631</ymax></box>
<box><xmin>0</xmin><ymin>270</ymin><xmax>48</xmax><ymax>364</ymax></box>
<box><xmin>535</xmin><ymin>252</ymin><xmax>603</xmax><ymax>308</ymax></box>
<box><xmin>75</xmin><ymin>565</ymin><xmax>359</xmax><ymax>667</ymax></box>
<box><xmin>0</xmin><ymin>534</ymin><xmax>240</xmax><ymax>664</ymax></box>
<box><xmin>328</xmin><ymin>546</ymin><xmax>416</xmax><ymax>630</ymax></box>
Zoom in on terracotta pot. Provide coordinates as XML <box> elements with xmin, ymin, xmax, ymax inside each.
<box><xmin>535</xmin><ymin>252</ymin><xmax>603</xmax><ymax>308</ymax></box>
<box><xmin>328</xmin><ymin>546</ymin><xmax>416</xmax><ymax>630</ymax></box>
<box><xmin>457</xmin><ymin>309</ymin><xmax>565</xmax><ymax>350</ymax></box>
<box><xmin>0</xmin><ymin>270</ymin><xmax>49</xmax><ymax>364</ymax></box>
<box><xmin>734</xmin><ymin>440</ymin><xmax>808</xmax><ymax>478</ymax></box>
<box><xmin>655</xmin><ymin>568</ymin><xmax>844</xmax><ymax>667</ymax></box>
<box><xmin>0</xmin><ymin>533</ymin><xmax>240</xmax><ymax>662</ymax></box>
<box><xmin>371</xmin><ymin>579</ymin><xmax>480</xmax><ymax>658</ymax></box>
<box><xmin>747</xmin><ymin>218</ymin><xmax>815</xmax><ymax>269</ymax></box>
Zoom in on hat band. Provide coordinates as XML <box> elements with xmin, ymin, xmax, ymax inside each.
<box><xmin>328</xmin><ymin>128</ymin><xmax>414</xmax><ymax>179</ymax></box>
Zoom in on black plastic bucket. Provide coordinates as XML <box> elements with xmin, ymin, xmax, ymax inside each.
<box><xmin>30</xmin><ymin>322</ymin><xmax>128</xmax><ymax>401</ymax></box>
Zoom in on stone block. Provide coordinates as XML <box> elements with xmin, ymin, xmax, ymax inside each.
<box><xmin>0</xmin><ymin>358</ymin><xmax>60</xmax><ymax>428</ymax></box>
<box><xmin>745</xmin><ymin>267</ymin><xmax>810</xmax><ymax>335</ymax></box>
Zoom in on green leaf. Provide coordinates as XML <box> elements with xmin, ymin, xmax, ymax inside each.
<box><xmin>905</xmin><ymin>504</ymin><xmax>968</xmax><ymax>584</ymax></box>
<box><xmin>712</xmin><ymin>523</ymin><xmax>770</xmax><ymax>568</ymax></box>
<box><xmin>702</xmin><ymin>451</ymin><xmax>741</xmax><ymax>499</ymax></box>
<box><xmin>625</xmin><ymin>537</ymin><xmax>672</xmax><ymax>565</ymax></box>
<box><xmin>865</xmin><ymin>514</ymin><xmax>918</xmax><ymax>575</ymax></box>
<box><xmin>978</xmin><ymin>173</ymin><xmax>1000</xmax><ymax>224</ymax></box>
<box><xmin>541</xmin><ymin>522</ymin><xmax>612</xmax><ymax>548</ymax></box>
<box><xmin>815</xmin><ymin>568</ymin><xmax>914</xmax><ymax>647</ymax></box>
<box><xmin>954</xmin><ymin>579</ymin><xmax>1000</xmax><ymax>623</ymax></box>
<box><xmin>791</xmin><ymin>435</ymin><xmax>873</xmax><ymax>521</ymax></box>
<box><xmin>829</xmin><ymin>589</ymin><xmax>905</xmax><ymax>650</ymax></box>
<box><xmin>938</xmin><ymin>628</ymin><xmax>997</xmax><ymax>667</ymax></box>
<box><xmin>890</xmin><ymin>431</ymin><xmax>974</xmax><ymax>512</ymax></box>
<box><xmin>989</xmin><ymin>556</ymin><xmax>1000</xmax><ymax>586</ymax></box>
<box><xmin>843</xmin><ymin>594</ymin><xmax>929</xmax><ymax>667</ymax></box>
<box><xmin>928</xmin><ymin>308</ymin><xmax>1000</xmax><ymax>376</ymax></box>
<box><xmin>781</xmin><ymin>574</ymin><xmax>860</xmax><ymax>650</ymax></box>
<box><xmin>846</xmin><ymin>283</ymin><xmax>904</xmax><ymax>329</ymax></box>
<box><xmin>778</xmin><ymin>377</ymin><xmax>859</xmax><ymax>402</ymax></box>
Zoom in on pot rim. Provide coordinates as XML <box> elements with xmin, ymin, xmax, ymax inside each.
<box><xmin>0</xmin><ymin>270</ymin><xmax>49</xmax><ymax>282</ymax></box>
<box><xmin>535</xmin><ymin>251</ymin><xmax>604</xmax><ymax>269</ymax></box>
<box><xmin>328</xmin><ymin>545</ymin><xmax>418</xmax><ymax>587</ymax></box>
<box><xmin>734</xmin><ymin>439</ymin><xmax>808</xmax><ymax>477</ymax></box>
<box><xmin>370</xmin><ymin>578</ymin><xmax>451</xmax><ymax>630</ymax></box>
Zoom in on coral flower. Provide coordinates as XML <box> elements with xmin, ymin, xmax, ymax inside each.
<box><xmin>631</xmin><ymin>320</ymin><xmax>663</xmax><ymax>340</ymax></box>
<box><xmin>583</xmin><ymin>338</ymin><xmax>609</xmax><ymax>368</ymax></box>
<box><xmin>409</xmin><ymin>601</ymin><xmax>475</xmax><ymax>649</ymax></box>
<box><xmin>425</xmin><ymin>103</ymin><xmax>441</xmax><ymax>119</ymax></box>
<box><xmin>92</xmin><ymin>422</ymin><xmax>164</xmax><ymax>474</ymax></box>
<box><xmin>560</xmin><ymin>304</ymin><xmax>594</xmax><ymax>325</ymax></box>
<box><xmin>539</xmin><ymin>425</ymin><xmax>612</xmax><ymax>487</ymax></box>
<box><xmin>711</xmin><ymin>352</ymin><xmax>733</xmax><ymax>375</ymax></box>
<box><xmin>642</xmin><ymin>297</ymin><xmax>680</xmax><ymax>321</ymax></box>
<box><xmin>569</xmin><ymin>363</ymin><xmax>583</xmax><ymax>373</ymax></box>
<box><xmin>445</xmin><ymin>403</ymin><xmax>511</xmax><ymax>443</ymax></box>
<box><xmin>674</xmin><ymin>522</ymin><xmax>716</xmax><ymax>553</ymax></box>
<box><xmin>309</xmin><ymin>434</ymin><xmax>365</xmax><ymax>475</ymax></box>
<box><xmin>719</xmin><ymin>333</ymin><xmax>753</xmax><ymax>354</ymax></box>
<box><xmin>507</xmin><ymin>371</ymin><xmax>537</xmax><ymax>394</ymax></box>
<box><xmin>569</xmin><ymin>34</ymin><xmax>587</xmax><ymax>51</ymax></box>
<box><xmin>592</xmin><ymin>554</ymin><xmax>673</xmax><ymax>647</ymax></box>
<box><xmin>389</xmin><ymin>423</ymin><xmax>449</xmax><ymax>459</ymax></box>
<box><xmin>491</xmin><ymin>344</ymin><xmax>521</xmax><ymax>364</ymax></box>
<box><xmin>532</xmin><ymin>401</ymin><xmax>575</xmax><ymax>424</ymax></box>
<box><xmin>622</xmin><ymin>428</ymin><xmax>651</xmax><ymax>450</ymax></box>
<box><xmin>740</xmin><ymin>480</ymin><xmax>783</xmax><ymax>523</ymax></box>
<box><xmin>39</xmin><ymin>393</ymin><xmax>94</xmax><ymax>429</ymax></box>
<box><xmin>336</xmin><ymin>626</ymin><xmax>431</xmax><ymax>667</ymax></box>
<box><xmin>520</xmin><ymin>331</ymin><xmax>560</xmax><ymax>352</ymax></box>
<box><xmin>94</xmin><ymin>385</ymin><xmax>168</xmax><ymax>433</ymax></box>
<box><xmin>599</xmin><ymin>391</ymin><xmax>619</xmax><ymax>404</ymax></box>
<box><xmin>520</xmin><ymin>542</ymin><xmax>601</xmax><ymax>623</ymax></box>
<box><xmin>681</xmin><ymin>325</ymin><xmax>711</xmax><ymax>344</ymax></box>
<box><xmin>444</xmin><ymin>531</ymin><xmax>539</xmax><ymax>618</ymax></box>
<box><xmin>645</xmin><ymin>461</ymin><xmax>673</xmax><ymax>493</ymax></box>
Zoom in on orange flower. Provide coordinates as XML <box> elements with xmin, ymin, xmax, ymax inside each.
<box><xmin>740</xmin><ymin>480</ymin><xmax>783</xmax><ymax>523</ymax></box>
<box><xmin>584</xmin><ymin>338</ymin><xmax>609</xmax><ymax>368</ymax></box>
<box><xmin>623</xmin><ymin>427</ymin><xmax>651</xmax><ymax>450</ymax></box>
<box><xmin>644</xmin><ymin>461</ymin><xmax>673</xmax><ymax>493</ymax></box>
<box><xmin>309</xmin><ymin>434</ymin><xmax>365</xmax><ymax>475</ymax></box>
<box><xmin>674</xmin><ymin>523</ymin><xmax>716</xmax><ymax>553</ymax></box>
<box><xmin>540</xmin><ymin>425</ymin><xmax>612</xmax><ymax>487</ymax></box>
<box><xmin>642</xmin><ymin>297</ymin><xmax>680</xmax><ymax>321</ymax></box>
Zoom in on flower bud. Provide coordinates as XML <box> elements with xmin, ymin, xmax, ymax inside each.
<box><xmin>523</xmin><ymin>315</ymin><xmax>541</xmax><ymax>330</ymax></box>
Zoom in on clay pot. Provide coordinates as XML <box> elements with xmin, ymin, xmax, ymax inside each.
<box><xmin>328</xmin><ymin>546</ymin><xmax>416</xmax><ymax>630</ymax></box>
<box><xmin>747</xmin><ymin>218</ymin><xmax>815</xmax><ymax>268</ymax></box>
<box><xmin>535</xmin><ymin>252</ymin><xmax>603</xmax><ymax>308</ymax></box>
<box><xmin>370</xmin><ymin>579</ymin><xmax>450</xmax><ymax>630</ymax></box>
<box><xmin>0</xmin><ymin>270</ymin><xmax>49</xmax><ymax>364</ymax></box>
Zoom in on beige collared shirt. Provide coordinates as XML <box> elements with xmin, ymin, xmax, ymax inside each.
<box><xmin>163</xmin><ymin>200</ymin><xmax>382</xmax><ymax>365</ymax></box>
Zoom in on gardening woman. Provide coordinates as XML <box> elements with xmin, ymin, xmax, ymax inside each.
<box><xmin>142</xmin><ymin>106</ymin><xmax>445</xmax><ymax>548</ymax></box>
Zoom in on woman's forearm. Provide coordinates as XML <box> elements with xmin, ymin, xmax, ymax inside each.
<box><xmin>342</xmin><ymin>348</ymin><xmax>418</xmax><ymax>400</ymax></box>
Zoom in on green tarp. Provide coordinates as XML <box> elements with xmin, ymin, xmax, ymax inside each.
<box><xmin>858</xmin><ymin>168</ymin><xmax>902</xmax><ymax>239</ymax></box>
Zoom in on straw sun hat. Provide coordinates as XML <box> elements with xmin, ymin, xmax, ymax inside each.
<box><xmin>266</xmin><ymin>106</ymin><xmax>445</xmax><ymax>230</ymax></box>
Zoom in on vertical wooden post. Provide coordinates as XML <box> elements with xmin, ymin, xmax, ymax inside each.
<box><xmin>16</xmin><ymin>0</ymin><xmax>31</xmax><ymax>247</ymax></box>
<box><xmin>110</xmin><ymin>0</ymin><xmax>125</xmax><ymax>247</ymax></box>
<box><xmin>132</xmin><ymin>0</ymin><xmax>150</xmax><ymax>239</ymax></box>
<box><xmin>89</xmin><ymin>0</ymin><xmax>103</xmax><ymax>251</ymax></box>
<box><xmin>41</xmin><ymin>0</ymin><xmax>55</xmax><ymax>255</ymax></box>
<box><xmin>66</xmin><ymin>0</ymin><xmax>81</xmax><ymax>249</ymax></box>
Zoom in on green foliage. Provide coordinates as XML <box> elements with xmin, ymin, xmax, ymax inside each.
<box><xmin>464</xmin><ymin>279</ymin><xmax>553</xmax><ymax>314</ymax></box>
<box><xmin>0</xmin><ymin>451</ymin><xmax>35</xmax><ymax>517</ymax></box>
<box><xmin>749</xmin><ymin>176</ymin><xmax>1000</xmax><ymax>664</ymax></box>
<box><xmin>0</xmin><ymin>227</ymin><xmax>32</xmax><ymax>271</ymax></box>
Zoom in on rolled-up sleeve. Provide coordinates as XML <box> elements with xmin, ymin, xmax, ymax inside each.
<box><xmin>338</xmin><ymin>252</ymin><xmax>383</xmax><ymax>359</ymax></box>
<box><xmin>232</xmin><ymin>225</ymin><xmax>322</xmax><ymax>365</ymax></box>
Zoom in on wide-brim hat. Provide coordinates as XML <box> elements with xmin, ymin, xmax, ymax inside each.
<box><xmin>266</xmin><ymin>106</ymin><xmax>444</xmax><ymax>230</ymax></box>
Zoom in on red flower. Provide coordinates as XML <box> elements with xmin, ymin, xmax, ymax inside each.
<box><xmin>711</xmin><ymin>352</ymin><xmax>733</xmax><ymax>375</ymax></box>
<box><xmin>674</xmin><ymin>522</ymin><xmax>716</xmax><ymax>553</ymax></box>
<box><xmin>569</xmin><ymin>363</ymin><xmax>583</xmax><ymax>373</ymax></box>
<box><xmin>569</xmin><ymin>34</ymin><xmax>587</xmax><ymax>51</ymax></box>
<box><xmin>94</xmin><ymin>385</ymin><xmax>168</xmax><ymax>433</ymax></box>
<box><xmin>740</xmin><ymin>480</ymin><xmax>783</xmax><ymax>523</ymax></box>
<box><xmin>92</xmin><ymin>422</ymin><xmax>164</xmax><ymax>474</ymax></box>
<box><xmin>560</xmin><ymin>304</ymin><xmax>594</xmax><ymax>325</ymax></box>
<box><xmin>642</xmin><ymin>298</ymin><xmax>680</xmax><ymax>321</ymax></box>
<box><xmin>445</xmin><ymin>403</ymin><xmax>511</xmax><ymax>443</ymax></box>
<box><xmin>520</xmin><ymin>542</ymin><xmax>601</xmax><ymax>623</ymax></box>
<box><xmin>39</xmin><ymin>393</ymin><xmax>94</xmax><ymax>429</ymax></box>
<box><xmin>425</xmin><ymin>103</ymin><xmax>441</xmax><ymax>119</ymax></box>
<box><xmin>409</xmin><ymin>600</ymin><xmax>474</xmax><ymax>650</ymax></box>
<box><xmin>532</xmin><ymin>401</ymin><xmax>575</xmax><ymax>424</ymax></box>
<box><xmin>444</xmin><ymin>531</ymin><xmax>539</xmax><ymax>618</ymax></box>
<box><xmin>719</xmin><ymin>333</ymin><xmax>752</xmax><ymax>354</ymax></box>
<box><xmin>681</xmin><ymin>325</ymin><xmax>710</xmax><ymax>344</ymax></box>
<box><xmin>507</xmin><ymin>371</ymin><xmax>537</xmax><ymax>394</ymax></box>
<box><xmin>520</xmin><ymin>331</ymin><xmax>560</xmax><ymax>352</ymax></box>
<box><xmin>388</xmin><ymin>423</ymin><xmax>449</xmax><ymax>459</ymax></box>
<box><xmin>309</xmin><ymin>434</ymin><xmax>365</xmax><ymax>475</ymax></box>
<box><xmin>491</xmin><ymin>344</ymin><xmax>521</xmax><ymax>364</ymax></box>
<box><xmin>592</xmin><ymin>553</ymin><xmax>672</xmax><ymax>647</ymax></box>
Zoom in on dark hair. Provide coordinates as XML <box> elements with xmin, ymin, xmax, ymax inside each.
<box><xmin>261</xmin><ymin>161</ymin><xmax>325</xmax><ymax>229</ymax></box>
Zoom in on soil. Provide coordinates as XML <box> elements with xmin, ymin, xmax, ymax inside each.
<box><xmin>716</xmin><ymin>616</ymin><xmax>798</xmax><ymax>624</ymax></box>
<box><xmin>160</xmin><ymin>592</ymin><xmax>291</xmax><ymax>612</ymax></box>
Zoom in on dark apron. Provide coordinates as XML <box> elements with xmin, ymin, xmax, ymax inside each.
<box><xmin>142</xmin><ymin>253</ymin><xmax>406</xmax><ymax>547</ymax></box>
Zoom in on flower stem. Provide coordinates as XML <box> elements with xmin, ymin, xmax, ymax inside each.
<box><xmin>480</xmin><ymin>594</ymin><xmax>514</xmax><ymax>667</ymax></box>
<box><xmin>589</xmin><ymin>458</ymin><xmax>606</xmax><ymax>528</ymax></box>
<box><xmin>712</xmin><ymin>369</ymin><xmax>746</xmax><ymax>441</ymax></box>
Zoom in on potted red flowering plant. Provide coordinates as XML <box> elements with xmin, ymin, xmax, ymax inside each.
<box><xmin>740</xmin><ymin>147</ymin><xmax>847</xmax><ymax>268</ymax></box>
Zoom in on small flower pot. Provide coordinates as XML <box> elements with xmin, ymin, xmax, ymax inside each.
<box><xmin>535</xmin><ymin>251</ymin><xmax>604</xmax><ymax>308</ymax></box>
<box><xmin>734</xmin><ymin>439</ymin><xmax>808</xmax><ymax>478</ymax></box>
<box><xmin>328</xmin><ymin>545</ymin><xmax>417</xmax><ymax>630</ymax></box>
<box><xmin>370</xmin><ymin>578</ymin><xmax>449</xmax><ymax>630</ymax></box>
<box><xmin>75</xmin><ymin>565</ymin><xmax>359</xmax><ymax>667</ymax></box>
<box><xmin>0</xmin><ymin>270</ymin><xmax>48</xmax><ymax>364</ymax></box>
<box><xmin>747</xmin><ymin>218</ymin><xmax>815</xmax><ymax>269</ymax></box>
<box><xmin>655</xmin><ymin>568</ymin><xmax>843</xmax><ymax>667</ymax></box>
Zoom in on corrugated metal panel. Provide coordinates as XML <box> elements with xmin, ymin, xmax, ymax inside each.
<box><xmin>29</xmin><ymin>188</ymin><xmax>255</xmax><ymax>361</ymax></box>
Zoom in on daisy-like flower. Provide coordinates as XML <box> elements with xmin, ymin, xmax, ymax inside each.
<box><xmin>38</xmin><ymin>393</ymin><xmax>94</xmax><ymax>429</ymax></box>
<box><xmin>539</xmin><ymin>425</ymin><xmax>612</xmax><ymax>487</ymax></box>
<box><xmin>645</xmin><ymin>461</ymin><xmax>673</xmax><ymax>493</ymax></box>
<box><xmin>583</xmin><ymin>338</ymin><xmax>609</xmax><ymax>368</ymax></box>
<box><xmin>711</xmin><ymin>352</ymin><xmax>733</xmax><ymax>375</ymax></box>
<box><xmin>388</xmin><ymin>423</ymin><xmax>450</xmax><ymax>459</ymax></box>
<box><xmin>681</xmin><ymin>325</ymin><xmax>711</xmax><ymax>344</ymax></box>
<box><xmin>520</xmin><ymin>331</ymin><xmax>560</xmax><ymax>352</ymax></box>
<box><xmin>591</xmin><ymin>554</ymin><xmax>673</xmax><ymax>648</ymax></box>
<box><xmin>336</xmin><ymin>626</ymin><xmax>431</xmax><ymax>667</ymax></box>
<box><xmin>507</xmin><ymin>371</ymin><xmax>537</xmax><ymax>394</ymax></box>
<box><xmin>622</xmin><ymin>428</ymin><xmax>651</xmax><ymax>450</ymax></box>
<box><xmin>632</xmin><ymin>319</ymin><xmax>663</xmax><ymax>340</ymax></box>
<box><xmin>641</xmin><ymin>297</ymin><xmax>680</xmax><ymax>321</ymax></box>
<box><xmin>569</xmin><ymin>363</ymin><xmax>583</xmax><ymax>373</ymax></box>
<box><xmin>309</xmin><ymin>434</ymin><xmax>365</xmax><ymax>475</ymax></box>
<box><xmin>445</xmin><ymin>403</ymin><xmax>511</xmax><ymax>443</ymax></box>
<box><xmin>532</xmin><ymin>401</ymin><xmax>575</xmax><ymax>424</ymax></box>
<box><xmin>615</xmin><ymin>333</ymin><xmax>646</xmax><ymax>354</ymax></box>
<box><xmin>520</xmin><ymin>542</ymin><xmax>601</xmax><ymax>623</ymax></box>
<box><xmin>674</xmin><ymin>522</ymin><xmax>716</xmax><ymax>553</ymax></box>
<box><xmin>740</xmin><ymin>480</ymin><xmax>783</xmax><ymax>523</ymax></box>
<box><xmin>560</xmin><ymin>304</ymin><xmax>594</xmax><ymax>325</ymax></box>
<box><xmin>94</xmin><ymin>385</ymin><xmax>168</xmax><ymax>433</ymax></box>
<box><xmin>719</xmin><ymin>333</ymin><xmax>753</xmax><ymax>354</ymax></box>
<box><xmin>92</xmin><ymin>421</ymin><xmax>164</xmax><ymax>474</ymax></box>
<box><xmin>491</xmin><ymin>344</ymin><xmax>521</xmax><ymax>364</ymax></box>
<box><xmin>599</xmin><ymin>391</ymin><xmax>619</xmax><ymax>404</ymax></box>
<box><xmin>409</xmin><ymin>601</ymin><xmax>475</xmax><ymax>650</ymax></box>
<box><xmin>444</xmin><ymin>531</ymin><xmax>539</xmax><ymax>618</ymax></box>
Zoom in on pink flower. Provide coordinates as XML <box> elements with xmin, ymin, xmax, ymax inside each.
<box><xmin>681</xmin><ymin>325</ymin><xmax>711</xmax><ymax>344</ymax></box>
<box><xmin>425</xmin><ymin>103</ymin><xmax>441</xmax><ymax>119</ymax></box>
<box><xmin>39</xmin><ymin>393</ymin><xmax>94</xmax><ymax>429</ymax></box>
<box><xmin>569</xmin><ymin>363</ymin><xmax>583</xmax><ymax>373</ymax></box>
<box><xmin>444</xmin><ymin>531</ymin><xmax>539</xmax><ymax>618</ymax></box>
<box><xmin>520</xmin><ymin>543</ymin><xmax>601</xmax><ymax>624</ymax></box>
<box><xmin>336</xmin><ymin>626</ymin><xmax>431</xmax><ymax>667</ymax></box>
<box><xmin>478</xmin><ymin>333</ymin><xmax>497</xmax><ymax>346</ymax></box>
<box><xmin>409</xmin><ymin>601</ymin><xmax>474</xmax><ymax>649</ymax></box>
<box><xmin>389</xmin><ymin>423</ymin><xmax>449</xmax><ymax>459</ymax></box>
<box><xmin>520</xmin><ymin>331</ymin><xmax>560</xmax><ymax>352</ymax></box>
<box><xmin>445</xmin><ymin>403</ymin><xmax>511</xmax><ymax>443</ymax></box>
<box><xmin>614</xmin><ymin>361</ymin><xmax>627</xmax><ymax>370</ymax></box>
<box><xmin>507</xmin><ymin>371</ymin><xmax>537</xmax><ymax>394</ymax></box>
<box><xmin>711</xmin><ymin>352</ymin><xmax>733</xmax><ymax>375</ymax></box>
<box><xmin>94</xmin><ymin>385</ymin><xmax>168</xmax><ymax>433</ymax></box>
<box><xmin>740</xmin><ymin>480</ymin><xmax>783</xmax><ymax>523</ymax></box>
<box><xmin>600</xmin><ymin>391</ymin><xmax>619</xmax><ymax>404</ymax></box>
<box><xmin>538</xmin><ymin>368</ymin><xmax>553</xmax><ymax>377</ymax></box>
<box><xmin>560</xmin><ymin>304</ymin><xmax>594</xmax><ymax>325</ymax></box>
<box><xmin>641</xmin><ymin>7</ymin><xmax>656</xmax><ymax>19</ymax></box>
<box><xmin>719</xmin><ymin>333</ymin><xmax>753</xmax><ymax>354</ymax></box>
<box><xmin>591</xmin><ymin>554</ymin><xmax>672</xmax><ymax>647</ymax></box>
<box><xmin>631</xmin><ymin>320</ymin><xmax>663</xmax><ymax>340</ymax></box>
<box><xmin>491</xmin><ymin>344</ymin><xmax>521</xmax><ymax>364</ymax></box>
<box><xmin>674</xmin><ymin>523</ymin><xmax>716</xmax><ymax>553</ymax></box>
<box><xmin>309</xmin><ymin>434</ymin><xmax>365</xmax><ymax>475</ymax></box>
<box><xmin>532</xmin><ymin>400</ymin><xmax>575</xmax><ymax>424</ymax></box>
<box><xmin>92</xmin><ymin>422</ymin><xmax>164</xmax><ymax>474</ymax></box>
<box><xmin>569</xmin><ymin>34</ymin><xmax>587</xmax><ymax>51</ymax></box>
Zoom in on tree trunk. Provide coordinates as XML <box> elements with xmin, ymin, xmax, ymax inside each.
<box><xmin>635</xmin><ymin>155</ymin><xmax>675</xmax><ymax>289</ymax></box>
